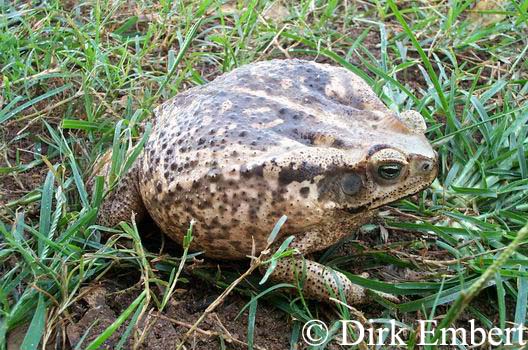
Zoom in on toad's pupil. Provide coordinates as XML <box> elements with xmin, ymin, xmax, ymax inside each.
<box><xmin>378</xmin><ymin>164</ymin><xmax>402</xmax><ymax>179</ymax></box>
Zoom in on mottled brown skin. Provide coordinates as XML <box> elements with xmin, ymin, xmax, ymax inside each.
<box><xmin>97</xmin><ymin>59</ymin><xmax>437</xmax><ymax>304</ymax></box>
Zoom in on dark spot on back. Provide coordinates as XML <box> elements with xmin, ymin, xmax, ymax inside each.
<box><xmin>240</xmin><ymin>164</ymin><xmax>264</xmax><ymax>178</ymax></box>
<box><xmin>278</xmin><ymin>161</ymin><xmax>324</xmax><ymax>186</ymax></box>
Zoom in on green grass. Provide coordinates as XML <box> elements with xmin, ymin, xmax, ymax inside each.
<box><xmin>1</xmin><ymin>0</ymin><xmax>527</xmax><ymax>349</ymax></box>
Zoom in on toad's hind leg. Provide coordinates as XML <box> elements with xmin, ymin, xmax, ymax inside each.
<box><xmin>91</xmin><ymin>151</ymin><xmax>147</xmax><ymax>227</ymax></box>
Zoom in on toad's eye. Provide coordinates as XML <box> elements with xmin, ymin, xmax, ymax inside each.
<box><xmin>377</xmin><ymin>163</ymin><xmax>403</xmax><ymax>180</ymax></box>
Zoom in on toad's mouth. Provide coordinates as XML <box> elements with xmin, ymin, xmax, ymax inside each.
<box><xmin>344</xmin><ymin>205</ymin><xmax>370</xmax><ymax>214</ymax></box>
<box><xmin>342</xmin><ymin>179</ymin><xmax>434</xmax><ymax>214</ymax></box>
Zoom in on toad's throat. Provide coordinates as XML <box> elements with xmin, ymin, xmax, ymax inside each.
<box><xmin>345</xmin><ymin>205</ymin><xmax>370</xmax><ymax>214</ymax></box>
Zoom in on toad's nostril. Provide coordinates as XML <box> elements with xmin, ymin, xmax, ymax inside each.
<box><xmin>341</xmin><ymin>173</ymin><xmax>362</xmax><ymax>195</ymax></box>
<box><xmin>420</xmin><ymin>160</ymin><xmax>433</xmax><ymax>172</ymax></box>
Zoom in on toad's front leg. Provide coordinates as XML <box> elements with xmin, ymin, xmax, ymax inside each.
<box><xmin>268</xmin><ymin>254</ymin><xmax>368</xmax><ymax>304</ymax></box>
<box><xmin>261</xmin><ymin>224</ymin><xmax>398</xmax><ymax>305</ymax></box>
<box><xmin>259</xmin><ymin>226</ymin><xmax>370</xmax><ymax>304</ymax></box>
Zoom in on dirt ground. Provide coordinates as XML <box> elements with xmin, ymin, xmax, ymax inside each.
<box><xmin>59</xmin><ymin>219</ymin><xmax>400</xmax><ymax>350</ymax></box>
<box><xmin>58</xmin><ymin>229</ymin><xmax>506</xmax><ymax>350</ymax></box>
<box><xmin>60</xmin><ymin>243</ymin><xmax>412</xmax><ymax>349</ymax></box>
<box><xmin>0</xmin><ymin>122</ymin><xmax>49</xmax><ymax>207</ymax></box>
<box><xmin>65</xmin><ymin>274</ymin><xmax>292</xmax><ymax>350</ymax></box>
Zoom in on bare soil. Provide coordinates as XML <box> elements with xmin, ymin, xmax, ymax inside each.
<box><xmin>0</xmin><ymin>121</ymin><xmax>49</xmax><ymax>207</ymax></box>
<box><xmin>65</xmin><ymin>274</ymin><xmax>292</xmax><ymax>350</ymax></box>
<box><xmin>58</xmin><ymin>216</ymin><xmax>442</xmax><ymax>350</ymax></box>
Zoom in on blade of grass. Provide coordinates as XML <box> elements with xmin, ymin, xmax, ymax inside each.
<box><xmin>154</xmin><ymin>17</ymin><xmax>204</xmax><ymax>98</ymax></box>
<box><xmin>20</xmin><ymin>294</ymin><xmax>46</xmax><ymax>350</ymax></box>
<box><xmin>85</xmin><ymin>290</ymin><xmax>147</xmax><ymax>350</ymax></box>
<box><xmin>513</xmin><ymin>266</ymin><xmax>527</xmax><ymax>343</ymax></box>
<box><xmin>386</xmin><ymin>0</ymin><xmax>450</xmax><ymax>118</ymax></box>
<box><xmin>0</xmin><ymin>83</ymin><xmax>72</xmax><ymax>123</ymax></box>
<box><xmin>38</xmin><ymin>170</ymin><xmax>55</xmax><ymax>258</ymax></box>
<box><xmin>247</xmin><ymin>299</ymin><xmax>257</xmax><ymax>350</ymax></box>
